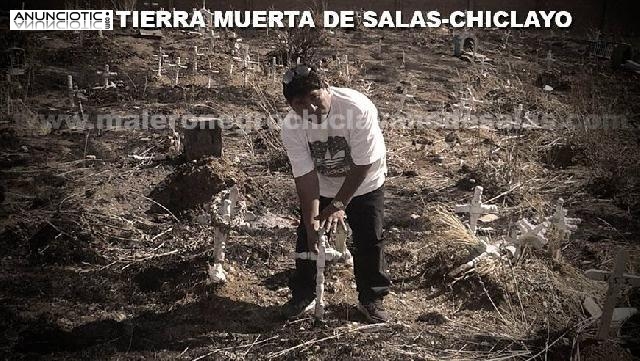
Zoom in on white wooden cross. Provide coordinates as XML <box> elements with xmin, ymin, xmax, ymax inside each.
<box><xmin>344</xmin><ymin>55</ymin><xmax>349</xmax><ymax>80</ymax></box>
<box><xmin>67</xmin><ymin>75</ymin><xmax>75</xmax><ymax>107</ymax></box>
<box><xmin>67</xmin><ymin>75</ymin><xmax>86</xmax><ymax>109</ymax></box>
<box><xmin>153</xmin><ymin>47</ymin><xmax>169</xmax><ymax>78</ymax></box>
<box><xmin>208</xmin><ymin>186</ymin><xmax>241</xmax><ymax>284</ymax></box>
<box><xmin>455</xmin><ymin>186</ymin><xmax>498</xmax><ymax>234</ymax></box>
<box><xmin>271</xmin><ymin>57</ymin><xmax>277</xmax><ymax>84</ymax></box>
<box><xmin>192</xmin><ymin>45</ymin><xmax>205</xmax><ymax>74</ymax></box>
<box><xmin>514</xmin><ymin>218</ymin><xmax>549</xmax><ymax>249</ymax></box>
<box><xmin>209</xmin><ymin>30</ymin><xmax>219</xmax><ymax>55</ymax></box>
<box><xmin>166</xmin><ymin>56</ymin><xmax>187</xmax><ymax>86</ymax></box>
<box><xmin>586</xmin><ymin>249</ymin><xmax>640</xmax><ymax>339</ymax></box>
<box><xmin>547</xmin><ymin>198</ymin><xmax>581</xmax><ymax>238</ymax></box>
<box><xmin>243</xmin><ymin>47</ymin><xmax>250</xmax><ymax>86</ymax></box>
<box><xmin>95</xmin><ymin>64</ymin><xmax>117</xmax><ymax>89</ymax></box>
<box><xmin>545</xmin><ymin>50</ymin><xmax>554</xmax><ymax>70</ymax></box>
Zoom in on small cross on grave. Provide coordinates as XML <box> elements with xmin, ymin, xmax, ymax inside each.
<box><xmin>271</xmin><ymin>56</ymin><xmax>277</xmax><ymax>83</ymax></box>
<box><xmin>515</xmin><ymin>218</ymin><xmax>549</xmax><ymax>250</ymax></box>
<box><xmin>67</xmin><ymin>75</ymin><xmax>86</xmax><ymax>110</ymax></box>
<box><xmin>95</xmin><ymin>64</ymin><xmax>117</xmax><ymax>89</ymax></box>
<box><xmin>192</xmin><ymin>46</ymin><xmax>206</xmax><ymax>74</ymax></box>
<box><xmin>166</xmin><ymin>56</ymin><xmax>187</xmax><ymax>86</ymax></box>
<box><xmin>455</xmin><ymin>186</ymin><xmax>499</xmax><ymax>234</ymax></box>
<box><xmin>545</xmin><ymin>50</ymin><xmax>554</xmax><ymax>70</ymax></box>
<box><xmin>586</xmin><ymin>249</ymin><xmax>640</xmax><ymax>340</ymax></box>
<box><xmin>547</xmin><ymin>198</ymin><xmax>581</xmax><ymax>238</ymax></box>
<box><xmin>209</xmin><ymin>30</ymin><xmax>220</xmax><ymax>54</ymax></box>
<box><xmin>7</xmin><ymin>47</ymin><xmax>26</xmax><ymax>77</ymax></box>
<box><xmin>344</xmin><ymin>55</ymin><xmax>349</xmax><ymax>80</ymax></box>
<box><xmin>153</xmin><ymin>47</ymin><xmax>169</xmax><ymax>78</ymax></box>
<box><xmin>208</xmin><ymin>185</ymin><xmax>241</xmax><ymax>284</ymax></box>
<box><xmin>67</xmin><ymin>75</ymin><xmax>75</xmax><ymax>107</ymax></box>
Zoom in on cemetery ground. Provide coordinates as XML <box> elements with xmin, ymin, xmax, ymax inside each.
<box><xmin>1</xmin><ymin>25</ymin><xmax>640</xmax><ymax>360</ymax></box>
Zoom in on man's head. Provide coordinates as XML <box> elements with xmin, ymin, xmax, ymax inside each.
<box><xmin>282</xmin><ymin>64</ymin><xmax>331</xmax><ymax>122</ymax></box>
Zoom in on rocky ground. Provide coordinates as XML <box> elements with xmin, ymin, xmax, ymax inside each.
<box><xmin>1</xmin><ymin>24</ymin><xmax>640</xmax><ymax>360</ymax></box>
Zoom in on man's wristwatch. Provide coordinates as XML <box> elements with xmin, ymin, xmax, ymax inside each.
<box><xmin>331</xmin><ymin>200</ymin><xmax>346</xmax><ymax>211</ymax></box>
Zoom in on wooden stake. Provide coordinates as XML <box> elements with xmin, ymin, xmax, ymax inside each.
<box><xmin>585</xmin><ymin>249</ymin><xmax>640</xmax><ymax>340</ymax></box>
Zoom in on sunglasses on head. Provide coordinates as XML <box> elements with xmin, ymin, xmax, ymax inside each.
<box><xmin>282</xmin><ymin>64</ymin><xmax>311</xmax><ymax>84</ymax></box>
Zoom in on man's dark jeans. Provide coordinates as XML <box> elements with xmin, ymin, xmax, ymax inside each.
<box><xmin>288</xmin><ymin>185</ymin><xmax>391</xmax><ymax>303</ymax></box>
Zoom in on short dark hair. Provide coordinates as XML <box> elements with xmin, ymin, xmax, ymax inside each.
<box><xmin>282</xmin><ymin>65</ymin><xmax>327</xmax><ymax>103</ymax></box>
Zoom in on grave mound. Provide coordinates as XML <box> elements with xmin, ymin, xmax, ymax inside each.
<box><xmin>148</xmin><ymin>157</ymin><xmax>244</xmax><ymax>217</ymax></box>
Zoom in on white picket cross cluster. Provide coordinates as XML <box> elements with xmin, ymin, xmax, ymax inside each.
<box><xmin>452</xmin><ymin>189</ymin><xmax>582</xmax><ymax>275</ymax></box>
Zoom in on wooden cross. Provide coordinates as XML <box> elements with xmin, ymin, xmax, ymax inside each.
<box><xmin>586</xmin><ymin>249</ymin><xmax>640</xmax><ymax>339</ymax></box>
<box><xmin>271</xmin><ymin>56</ymin><xmax>277</xmax><ymax>83</ymax></box>
<box><xmin>209</xmin><ymin>30</ymin><xmax>220</xmax><ymax>55</ymax></box>
<box><xmin>67</xmin><ymin>75</ymin><xmax>75</xmax><ymax>107</ymax></box>
<box><xmin>545</xmin><ymin>50</ymin><xmax>554</xmax><ymax>70</ymax></box>
<box><xmin>166</xmin><ymin>56</ymin><xmax>187</xmax><ymax>86</ymax></box>
<box><xmin>152</xmin><ymin>47</ymin><xmax>169</xmax><ymax>77</ymax></box>
<box><xmin>344</xmin><ymin>55</ymin><xmax>349</xmax><ymax>80</ymax></box>
<box><xmin>193</xmin><ymin>45</ymin><xmax>205</xmax><ymax>74</ymax></box>
<box><xmin>455</xmin><ymin>186</ymin><xmax>498</xmax><ymax>234</ymax></box>
<box><xmin>547</xmin><ymin>198</ymin><xmax>581</xmax><ymax>237</ymax></box>
<box><xmin>96</xmin><ymin>64</ymin><xmax>117</xmax><ymax>89</ymax></box>
<box><xmin>514</xmin><ymin>218</ymin><xmax>549</xmax><ymax>249</ymax></box>
<box><xmin>209</xmin><ymin>186</ymin><xmax>240</xmax><ymax>284</ymax></box>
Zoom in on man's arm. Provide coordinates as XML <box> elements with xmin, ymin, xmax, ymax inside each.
<box><xmin>333</xmin><ymin>163</ymin><xmax>372</xmax><ymax>205</ymax></box>
<box><xmin>295</xmin><ymin>169</ymin><xmax>321</xmax><ymax>252</ymax></box>
<box><xmin>315</xmin><ymin>163</ymin><xmax>372</xmax><ymax>232</ymax></box>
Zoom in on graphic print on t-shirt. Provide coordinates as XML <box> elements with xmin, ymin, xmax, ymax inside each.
<box><xmin>308</xmin><ymin>136</ymin><xmax>352</xmax><ymax>177</ymax></box>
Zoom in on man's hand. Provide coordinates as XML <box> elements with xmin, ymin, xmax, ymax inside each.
<box><xmin>315</xmin><ymin>205</ymin><xmax>347</xmax><ymax>234</ymax></box>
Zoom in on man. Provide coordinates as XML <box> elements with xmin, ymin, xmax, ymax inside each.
<box><xmin>280</xmin><ymin>64</ymin><xmax>391</xmax><ymax>323</ymax></box>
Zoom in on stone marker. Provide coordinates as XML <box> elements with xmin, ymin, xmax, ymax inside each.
<box><xmin>182</xmin><ymin>118</ymin><xmax>222</xmax><ymax>161</ymax></box>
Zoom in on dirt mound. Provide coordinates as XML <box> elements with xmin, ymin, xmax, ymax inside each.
<box><xmin>28</xmin><ymin>222</ymin><xmax>105</xmax><ymax>266</ymax></box>
<box><xmin>149</xmin><ymin>158</ymin><xmax>244</xmax><ymax>217</ymax></box>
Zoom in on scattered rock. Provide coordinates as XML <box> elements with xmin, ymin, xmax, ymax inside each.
<box><xmin>417</xmin><ymin>311</ymin><xmax>448</xmax><ymax>325</ymax></box>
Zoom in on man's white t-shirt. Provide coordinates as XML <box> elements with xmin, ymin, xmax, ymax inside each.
<box><xmin>281</xmin><ymin>87</ymin><xmax>386</xmax><ymax>198</ymax></box>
